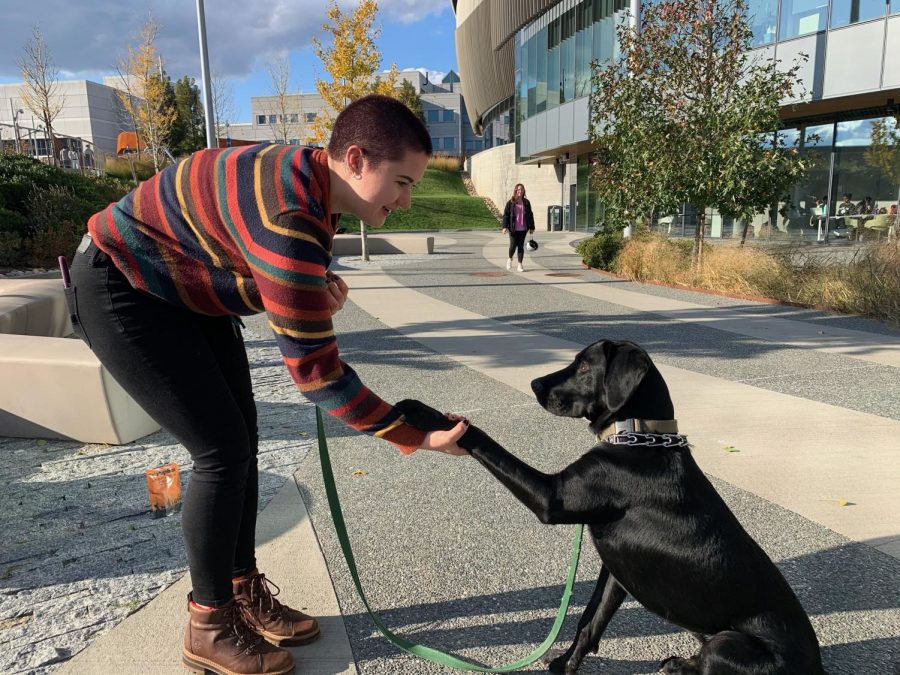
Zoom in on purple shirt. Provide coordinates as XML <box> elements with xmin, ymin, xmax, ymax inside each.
<box><xmin>514</xmin><ymin>202</ymin><xmax>526</xmax><ymax>231</ymax></box>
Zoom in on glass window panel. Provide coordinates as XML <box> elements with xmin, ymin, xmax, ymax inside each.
<box><xmin>893</xmin><ymin>0</ymin><xmax>900</xmax><ymax>14</ymax></box>
<box><xmin>426</xmin><ymin>109</ymin><xmax>439</xmax><ymax>123</ymax></box>
<box><xmin>431</xmin><ymin>136</ymin><xmax>441</xmax><ymax>150</ymax></box>
<box><xmin>443</xmin><ymin>137</ymin><xmax>456</xmax><ymax>149</ymax></box>
<box><xmin>562</xmin><ymin>9</ymin><xmax>576</xmax><ymax>103</ymax></box>
<box><xmin>537</xmin><ymin>27</ymin><xmax>548</xmax><ymax>113</ymax></box>
<box><xmin>256</xmin><ymin>115</ymin><xmax>266</xmax><ymax>125</ymax></box>
<box><xmin>527</xmin><ymin>34</ymin><xmax>537</xmax><ymax>117</ymax></box>
<box><xmin>830</xmin><ymin>0</ymin><xmax>886</xmax><ymax>27</ymax></box>
<box><xmin>443</xmin><ymin>110</ymin><xmax>455</xmax><ymax>122</ymax></box>
<box><xmin>746</xmin><ymin>0</ymin><xmax>778</xmax><ymax>46</ymax></box>
<box><xmin>803</xmin><ymin>122</ymin><xmax>834</xmax><ymax>148</ymax></box>
<box><xmin>548</xmin><ymin>45</ymin><xmax>560</xmax><ymax>109</ymax></box>
<box><xmin>779</xmin><ymin>0</ymin><xmax>828</xmax><ymax>39</ymax></box>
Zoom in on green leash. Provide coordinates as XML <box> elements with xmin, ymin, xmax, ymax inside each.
<box><xmin>315</xmin><ymin>407</ymin><xmax>584</xmax><ymax>672</ymax></box>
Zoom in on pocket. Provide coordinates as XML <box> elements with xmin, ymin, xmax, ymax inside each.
<box><xmin>64</xmin><ymin>286</ymin><xmax>91</xmax><ymax>348</ymax></box>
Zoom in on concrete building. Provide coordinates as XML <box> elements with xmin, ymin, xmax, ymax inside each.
<box><xmin>454</xmin><ymin>0</ymin><xmax>900</xmax><ymax>239</ymax></box>
<box><xmin>0</xmin><ymin>79</ymin><xmax>132</xmax><ymax>164</ymax></box>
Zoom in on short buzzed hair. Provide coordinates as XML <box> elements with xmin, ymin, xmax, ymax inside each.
<box><xmin>328</xmin><ymin>94</ymin><xmax>432</xmax><ymax>166</ymax></box>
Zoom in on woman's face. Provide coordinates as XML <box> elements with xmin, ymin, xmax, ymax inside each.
<box><xmin>514</xmin><ymin>185</ymin><xmax>525</xmax><ymax>200</ymax></box>
<box><xmin>351</xmin><ymin>150</ymin><xmax>429</xmax><ymax>227</ymax></box>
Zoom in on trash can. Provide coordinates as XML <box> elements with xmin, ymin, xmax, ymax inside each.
<box><xmin>547</xmin><ymin>205</ymin><xmax>563</xmax><ymax>231</ymax></box>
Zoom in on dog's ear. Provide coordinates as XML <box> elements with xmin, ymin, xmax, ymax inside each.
<box><xmin>602</xmin><ymin>341</ymin><xmax>652</xmax><ymax>414</ymax></box>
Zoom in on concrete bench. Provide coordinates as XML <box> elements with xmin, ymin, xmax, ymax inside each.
<box><xmin>332</xmin><ymin>234</ymin><xmax>434</xmax><ymax>256</ymax></box>
<box><xmin>0</xmin><ymin>278</ymin><xmax>160</xmax><ymax>445</ymax></box>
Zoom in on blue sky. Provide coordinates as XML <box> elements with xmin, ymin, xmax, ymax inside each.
<box><xmin>0</xmin><ymin>1</ymin><xmax>458</xmax><ymax>124</ymax></box>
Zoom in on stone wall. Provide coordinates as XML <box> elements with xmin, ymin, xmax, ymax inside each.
<box><xmin>466</xmin><ymin>144</ymin><xmax>568</xmax><ymax>232</ymax></box>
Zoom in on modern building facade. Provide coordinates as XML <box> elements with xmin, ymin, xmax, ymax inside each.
<box><xmin>454</xmin><ymin>0</ymin><xmax>900</xmax><ymax>240</ymax></box>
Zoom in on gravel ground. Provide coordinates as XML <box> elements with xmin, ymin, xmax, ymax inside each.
<box><xmin>0</xmin><ymin>332</ymin><xmax>316</xmax><ymax>674</ymax></box>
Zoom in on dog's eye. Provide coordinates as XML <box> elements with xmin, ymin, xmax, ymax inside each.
<box><xmin>577</xmin><ymin>361</ymin><xmax>590</xmax><ymax>373</ymax></box>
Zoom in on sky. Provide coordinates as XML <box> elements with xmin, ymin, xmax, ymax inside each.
<box><xmin>0</xmin><ymin>0</ymin><xmax>459</xmax><ymax>123</ymax></box>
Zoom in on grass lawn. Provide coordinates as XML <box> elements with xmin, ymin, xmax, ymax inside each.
<box><xmin>338</xmin><ymin>168</ymin><xmax>500</xmax><ymax>232</ymax></box>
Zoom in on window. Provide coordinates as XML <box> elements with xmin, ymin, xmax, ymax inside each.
<box><xmin>830</xmin><ymin>0</ymin><xmax>885</xmax><ymax>27</ymax></box>
<box><xmin>779</xmin><ymin>0</ymin><xmax>828</xmax><ymax>39</ymax></box>
<box><xmin>289</xmin><ymin>113</ymin><xmax>299</xmax><ymax>123</ymax></box>
<box><xmin>431</xmin><ymin>136</ymin><xmax>442</xmax><ymax>149</ymax></box>
<box><xmin>256</xmin><ymin>115</ymin><xmax>266</xmax><ymax>125</ymax></box>
<box><xmin>746</xmin><ymin>0</ymin><xmax>778</xmax><ymax>46</ymax></box>
<box><xmin>442</xmin><ymin>110</ymin><xmax>455</xmax><ymax>122</ymax></box>
<box><xmin>268</xmin><ymin>114</ymin><xmax>277</xmax><ymax>124</ymax></box>
<box><xmin>426</xmin><ymin>109</ymin><xmax>439</xmax><ymax>123</ymax></box>
<box><xmin>443</xmin><ymin>137</ymin><xmax>456</xmax><ymax>150</ymax></box>
<box><xmin>305</xmin><ymin>112</ymin><xmax>316</xmax><ymax>123</ymax></box>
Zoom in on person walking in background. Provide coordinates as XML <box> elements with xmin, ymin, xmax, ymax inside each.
<box><xmin>502</xmin><ymin>183</ymin><xmax>535</xmax><ymax>272</ymax></box>
<box><xmin>66</xmin><ymin>95</ymin><xmax>468</xmax><ymax>675</ymax></box>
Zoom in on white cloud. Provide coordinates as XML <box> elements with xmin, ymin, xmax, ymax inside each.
<box><xmin>379</xmin><ymin>0</ymin><xmax>449</xmax><ymax>24</ymax></box>
<box><xmin>0</xmin><ymin>1</ymin><xmax>448</xmax><ymax>83</ymax></box>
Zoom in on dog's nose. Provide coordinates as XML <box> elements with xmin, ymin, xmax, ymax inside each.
<box><xmin>531</xmin><ymin>379</ymin><xmax>543</xmax><ymax>395</ymax></box>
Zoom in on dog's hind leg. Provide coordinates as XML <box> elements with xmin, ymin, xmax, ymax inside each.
<box><xmin>662</xmin><ymin>630</ymin><xmax>780</xmax><ymax>675</ymax></box>
<box><xmin>546</xmin><ymin>566</ymin><xmax>627</xmax><ymax>675</ymax></box>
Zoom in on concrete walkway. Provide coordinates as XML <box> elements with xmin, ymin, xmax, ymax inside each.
<box><xmin>48</xmin><ymin>232</ymin><xmax>900</xmax><ymax>673</ymax></box>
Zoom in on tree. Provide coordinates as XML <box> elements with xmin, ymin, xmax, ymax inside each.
<box><xmin>397</xmin><ymin>79</ymin><xmax>425</xmax><ymax>125</ymax></box>
<box><xmin>170</xmin><ymin>76</ymin><xmax>205</xmax><ymax>156</ymax></box>
<box><xmin>116</xmin><ymin>15</ymin><xmax>178</xmax><ymax>173</ymax></box>
<box><xmin>18</xmin><ymin>26</ymin><xmax>64</xmax><ymax>165</ymax></box>
<box><xmin>212</xmin><ymin>71</ymin><xmax>235</xmax><ymax>146</ymax></box>
<box><xmin>865</xmin><ymin>115</ymin><xmax>900</xmax><ymax>216</ymax></box>
<box><xmin>309</xmin><ymin>0</ymin><xmax>399</xmax><ymax>145</ymax></box>
<box><xmin>264</xmin><ymin>53</ymin><xmax>301</xmax><ymax>144</ymax></box>
<box><xmin>589</xmin><ymin>0</ymin><xmax>809</xmax><ymax>267</ymax></box>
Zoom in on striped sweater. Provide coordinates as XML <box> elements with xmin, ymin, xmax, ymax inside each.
<box><xmin>87</xmin><ymin>143</ymin><xmax>426</xmax><ymax>454</ymax></box>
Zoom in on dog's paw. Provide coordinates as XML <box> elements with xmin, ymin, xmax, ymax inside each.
<box><xmin>394</xmin><ymin>399</ymin><xmax>456</xmax><ymax>432</ymax></box>
<box><xmin>543</xmin><ymin>650</ymin><xmax>575</xmax><ymax>674</ymax></box>
<box><xmin>658</xmin><ymin>655</ymin><xmax>698</xmax><ymax>674</ymax></box>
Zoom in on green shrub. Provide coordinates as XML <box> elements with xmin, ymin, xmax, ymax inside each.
<box><xmin>576</xmin><ymin>229</ymin><xmax>625</xmax><ymax>270</ymax></box>
<box><xmin>0</xmin><ymin>154</ymin><xmax>128</xmax><ymax>268</ymax></box>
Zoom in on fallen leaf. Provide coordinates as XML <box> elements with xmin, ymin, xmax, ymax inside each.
<box><xmin>722</xmin><ymin>445</ymin><xmax>740</xmax><ymax>453</ymax></box>
<box><xmin>352</xmin><ymin>469</ymin><xmax>369</xmax><ymax>477</ymax></box>
<box><xmin>837</xmin><ymin>499</ymin><xmax>850</xmax><ymax>507</ymax></box>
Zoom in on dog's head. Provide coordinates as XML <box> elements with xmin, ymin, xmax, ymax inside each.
<box><xmin>531</xmin><ymin>340</ymin><xmax>673</xmax><ymax>434</ymax></box>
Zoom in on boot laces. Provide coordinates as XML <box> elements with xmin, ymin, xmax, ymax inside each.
<box><xmin>247</xmin><ymin>573</ymin><xmax>287</xmax><ymax>621</ymax></box>
<box><xmin>226</xmin><ymin>599</ymin><xmax>266</xmax><ymax>654</ymax></box>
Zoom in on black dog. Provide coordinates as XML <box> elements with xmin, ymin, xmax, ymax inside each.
<box><xmin>396</xmin><ymin>339</ymin><xmax>823</xmax><ymax>674</ymax></box>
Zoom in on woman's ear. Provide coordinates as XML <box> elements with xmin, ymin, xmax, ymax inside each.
<box><xmin>345</xmin><ymin>145</ymin><xmax>364</xmax><ymax>178</ymax></box>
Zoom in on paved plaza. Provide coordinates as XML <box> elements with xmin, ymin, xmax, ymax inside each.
<box><xmin>2</xmin><ymin>231</ymin><xmax>900</xmax><ymax>674</ymax></box>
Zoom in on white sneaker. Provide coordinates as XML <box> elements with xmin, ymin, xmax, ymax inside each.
<box><xmin>506</xmin><ymin>259</ymin><xmax>512</xmax><ymax>270</ymax></box>
<box><xmin>517</xmin><ymin>263</ymin><xmax>524</xmax><ymax>272</ymax></box>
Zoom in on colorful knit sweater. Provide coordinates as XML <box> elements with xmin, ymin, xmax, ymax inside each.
<box><xmin>87</xmin><ymin>144</ymin><xmax>426</xmax><ymax>454</ymax></box>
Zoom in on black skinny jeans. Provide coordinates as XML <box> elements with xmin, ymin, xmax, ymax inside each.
<box><xmin>67</xmin><ymin>239</ymin><xmax>258</xmax><ymax>606</ymax></box>
<box><xmin>507</xmin><ymin>230</ymin><xmax>528</xmax><ymax>262</ymax></box>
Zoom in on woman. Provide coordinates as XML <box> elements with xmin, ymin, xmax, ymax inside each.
<box><xmin>502</xmin><ymin>183</ymin><xmax>535</xmax><ymax>272</ymax></box>
<box><xmin>66</xmin><ymin>95</ymin><xmax>468</xmax><ymax>675</ymax></box>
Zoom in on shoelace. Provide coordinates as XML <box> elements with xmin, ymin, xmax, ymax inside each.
<box><xmin>226</xmin><ymin>599</ymin><xmax>266</xmax><ymax>654</ymax></box>
<box><xmin>247</xmin><ymin>574</ymin><xmax>287</xmax><ymax>621</ymax></box>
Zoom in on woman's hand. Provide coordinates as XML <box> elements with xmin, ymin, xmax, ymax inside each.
<box><xmin>420</xmin><ymin>416</ymin><xmax>469</xmax><ymax>456</ymax></box>
<box><xmin>325</xmin><ymin>272</ymin><xmax>349</xmax><ymax>315</ymax></box>
<box><xmin>501</xmin><ymin>228</ymin><xmax>509</xmax><ymax>234</ymax></box>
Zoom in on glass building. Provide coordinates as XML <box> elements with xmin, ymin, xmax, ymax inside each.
<box><xmin>453</xmin><ymin>0</ymin><xmax>900</xmax><ymax>240</ymax></box>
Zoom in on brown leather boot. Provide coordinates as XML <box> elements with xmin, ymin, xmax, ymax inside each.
<box><xmin>232</xmin><ymin>569</ymin><xmax>321</xmax><ymax>646</ymax></box>
<box><xmin>182</xmin><ymin>594</ymin><xmax>295</xmax><ymax>675</ymax></box>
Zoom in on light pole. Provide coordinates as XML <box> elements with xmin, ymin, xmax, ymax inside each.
<box><xmin>195</xmin><ymin>0</ymin><xmax>217</xmax><ymax>149</ymax></box>
<box><xmin>9</xmin><ymin>102</ymin><xmax>24</xmax><ymax>150</ymax></box>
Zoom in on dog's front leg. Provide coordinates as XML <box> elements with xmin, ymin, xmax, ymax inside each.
<box><xmin>546</xmin><ymin>565</ymin><xmax>626</xmax><ymax>674</ymax></box>
<box><xmin>461</xmin><ymin>426</ymin><xmax>605</xmax><ymax>525</ymax></box>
